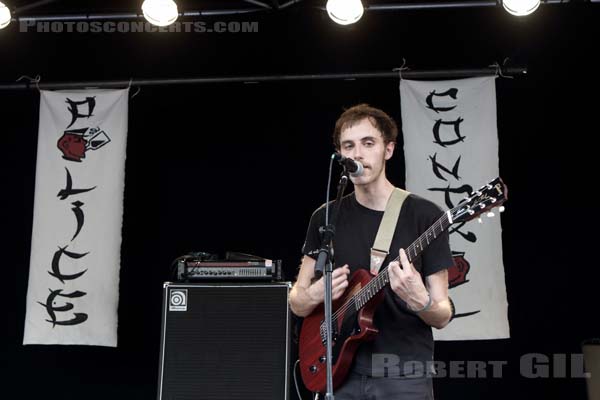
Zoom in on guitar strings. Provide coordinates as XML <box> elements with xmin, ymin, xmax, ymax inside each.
<box><xmin>325</xmin><ymin>187</ymin><xmax>496</xmax><ymax>326</ymax></box>
<box><xmin>328</xmin><ymin>211</ymin><xmax>456</xmax><ymax>322</ymax></box>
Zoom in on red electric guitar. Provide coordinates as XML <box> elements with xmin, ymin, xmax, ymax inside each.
<box><xmin>299</xmin><ymin>177</ymin><xmax>508</xmax><ymax>393</ymax></box>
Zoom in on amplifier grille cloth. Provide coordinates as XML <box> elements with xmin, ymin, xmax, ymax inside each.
<box><xmin>160</xmin><ymin>285</ymin><xmax>289</xmax><ymax>400</ymax></box>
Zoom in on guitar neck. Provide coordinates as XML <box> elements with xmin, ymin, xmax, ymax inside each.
<box><xmin>352</xmin><ymin>211</ymin><xmax>452</xmax><ymax>311</ymax></box>
<box><xmin>404</xmin><ymin>212</ymin><xmax>452</xmax><ymax>264</ymax></box>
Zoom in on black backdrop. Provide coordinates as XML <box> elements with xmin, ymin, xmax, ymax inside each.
<box><xmin>2</xmin><ymin>3</ymin><xmax>599</xmax><ymax>399</ymax></box>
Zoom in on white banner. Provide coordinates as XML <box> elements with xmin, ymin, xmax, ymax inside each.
<box><xmin>24</xmin><ymin>89</ymin><xmax>129</xmax><ymax>346</ymax></box>
<box><xmin>400</xmin><ymin>77</ymin><xmax>509</xmax><ymax>340</ymax></box>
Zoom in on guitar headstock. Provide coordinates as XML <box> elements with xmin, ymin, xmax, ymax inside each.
<box><xmin>451</xmin><ymin>177</ymin><xmax>508</xmax><ymax>224</ymax></box>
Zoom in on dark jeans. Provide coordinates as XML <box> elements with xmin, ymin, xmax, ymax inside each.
<box><xmin>318</xmin><ymin>371</ymin><xmax>434</xmax><ymax>400</ymax></box>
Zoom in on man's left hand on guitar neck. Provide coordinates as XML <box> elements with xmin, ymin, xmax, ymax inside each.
<box><xmin>388</xmin><ymin>249</ymin><xmax>453</xmax><ymax>329</ymax></box>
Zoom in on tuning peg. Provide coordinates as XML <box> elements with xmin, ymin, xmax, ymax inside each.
<box><xmin>478</xmin><ymin>217</ymin><xmax>483</xmax><ymax>223</ymax></box>
<box><xmin>487</xmin><ymin>211</ymin><xmax>495</xmax><ymax>218</ymax></box>
<box><xmin>479</xmin><ymin>203</ymin><xmax>486</xmax><ymax>209</ymax></box>
<box><xmin>467</xmin><ymin>209</ymin><xmax>475</xmax><ymax>215</ymax></box>
<box><xmin>499</xmin><ymin>206</ymin><xmax>505</xmax><ymax>213</ymax></box>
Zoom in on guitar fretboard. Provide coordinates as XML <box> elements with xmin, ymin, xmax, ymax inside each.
<box><xmin>352</xmin><ymin>212</ymin><xmax>451</xmax><ymax>310</ymax></box>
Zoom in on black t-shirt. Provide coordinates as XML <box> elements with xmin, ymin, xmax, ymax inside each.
<box><xmin>302</xmin><ymin>191</ymin><xmax>453</xmax><ymax>377</ymax></box>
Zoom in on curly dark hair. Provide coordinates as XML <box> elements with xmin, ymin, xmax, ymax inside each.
<box><xmin>332</xmin><ymin>104</ymin><xmax>398</xmax><ymax>150</ymax></box>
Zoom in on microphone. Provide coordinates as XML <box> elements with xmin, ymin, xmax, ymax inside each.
<box><xmin>332</xmin><ymin>153</ymin><xmax>364</xmax><ymax>177</ymax></box>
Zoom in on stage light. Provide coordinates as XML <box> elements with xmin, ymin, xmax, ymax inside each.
<box><xmin>142</xmin><ymin>0</ymin><xmax>179</xmax><ymax>27</ymax></box>
<box><xmin>326</xmin><ymin>0</ymin><xmax>364</xmax><ymax>25</ymax></box>
<box><xmin>0</xmin><ymin>2</ymin><xmax>11</xmax><ymax>29</ymax></box>
<box><xmin>502</xmin><ymin>0</ymin><xmax>541</xmax><ymax>16</ymax></box>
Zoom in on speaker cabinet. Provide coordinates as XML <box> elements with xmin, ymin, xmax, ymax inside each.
<box><xmin>157</xmin><ymin>282</ymin><xmax>291</xmax><ymax>400</ymax></box>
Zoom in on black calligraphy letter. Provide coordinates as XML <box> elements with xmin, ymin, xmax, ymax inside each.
<box><xmin>432</xmin><ymin>118</ymin><xmax>466</xmax><ymax>147</ymax></box>
<box><xmin>48</xmin><ymin>246</ymin><xmax>89</xmax><ymax>283</ymax></box>
<box><xmin>425</xmin><ymin>88</ymin><xmax>458</xmax><ymax>113</ymax></box>
<box><xmin>70</xmin><ymin>200</ymin><xmax>85</xmax><ymax>241</ymax></box>
<box><xmin>429</xmin><ymin>153</ymin><xmax>461</xmax><ymax>181</ymax></box>
<box><xmin>448</xmin><ymin>221</ymin><xmax>477</xmax><ymax>243</ymax></box>
<box><xmin>57</xmin><ymin>168</ymin><xmax>96</xmax><ymax>200</ymax></box>
<box><xmin>428</xmin><ymin>184</ymin><xmax>473</xmax><ymax>209</ymax></box>
<box><xmin>65</xmin><ymin>97</ymin><xmax>96</xmax><ymax>128</ymax></box>
<box><xmin>38</xmin><ymin>289</ymin><xmax>88</xmax><ymax>327</ymax></box>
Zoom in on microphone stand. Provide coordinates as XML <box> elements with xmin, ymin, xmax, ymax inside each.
<box><xmin>314</xmin><ymin>169</ymin><xmax>350</xmax><ymax>400</ymax></box>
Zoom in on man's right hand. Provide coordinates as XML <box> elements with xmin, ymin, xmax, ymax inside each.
<box><xmin>307</xmin><ymin>265</ymin><xmax>351</xmax><ymax>303</ymax></box>
<box><xmin>290</xmin><ymin>257</ymin><xmax>351</xmax><ymax>317</ymax></box>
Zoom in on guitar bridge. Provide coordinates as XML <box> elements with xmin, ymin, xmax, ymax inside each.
<box><xmin>319</xmin><ymin>321</ymin><xmax>338</xmax><ymax>344</ymax></box>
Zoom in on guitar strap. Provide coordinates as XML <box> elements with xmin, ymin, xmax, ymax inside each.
<box><xmin>370</xmin><ymin>187</ymin><xmax>410</xmax><ymax>275</ymax></box>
